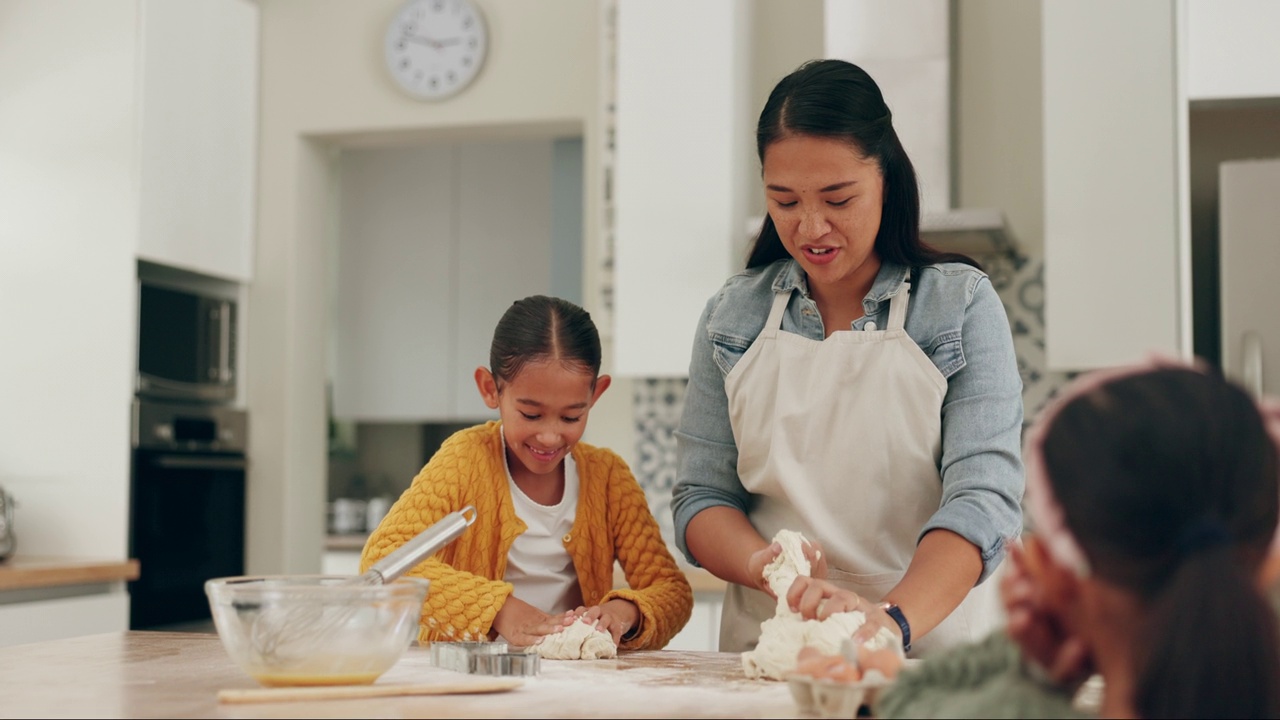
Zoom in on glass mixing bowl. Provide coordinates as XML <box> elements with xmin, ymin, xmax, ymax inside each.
<box><xmin>205</xmin><ymin>574</ymin><xmax>429</xmax><ymax>687</ymax></box>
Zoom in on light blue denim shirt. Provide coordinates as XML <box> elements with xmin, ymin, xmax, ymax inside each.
<box><xmin>671</xmin><ymin>258</ymin><xmax>1024</xmax><ymax>584</ymax></box>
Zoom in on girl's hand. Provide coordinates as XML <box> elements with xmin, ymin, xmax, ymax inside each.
<box><xmin>1002</xmin><ymin>541</ymin><xmax>1093</xmax><ymax>687</ymax></box>
<box><xmin>785</xmin><ymin>576</ymin><xmax>869</xmax><ymax>620</ymax></box>
<box><xmin>571</xmin><ymin>599</ymin><xmax>640</xmax><ymax>645</ymax></box>
<box><xmin>490</xmin><ymin>597</ymin><xmax>574</xmax><ymax>647</ymax></box>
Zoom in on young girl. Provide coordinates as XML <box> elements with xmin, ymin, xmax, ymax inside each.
<box><xmin>854</xmin><ymin>361</ymin><xmax>1280</xmax><ymax>718</ymax></box>
<box><xmin>361</xmin><ymin>295</ymin><xmax>692</xmax><ymax>649</ymax></box>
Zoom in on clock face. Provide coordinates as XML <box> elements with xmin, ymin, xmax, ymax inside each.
<box><xmin>384</xmin><ymin>0</ymin><xmax>488</xmax><ymax>101</ymax></box>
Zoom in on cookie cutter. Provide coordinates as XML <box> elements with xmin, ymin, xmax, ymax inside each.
<box><xmin>429</xmin><ymin>640</ymin><xmax>541</xmax><ymax>676</ymax></box>
<box><xmin>470</xmin><ymin>649</ymin><xmax>540</xmax><ymax>677</ymax></box>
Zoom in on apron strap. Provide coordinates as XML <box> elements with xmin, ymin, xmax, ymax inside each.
<box><xmin>764</xmin><ymin>289</ymin><xmax>791</xmax><ymax>333</ymax></box>
<box><xmin>886</xmin><ymin>280</ymin><xmax>911</xmax><ymax>331</ymax></box>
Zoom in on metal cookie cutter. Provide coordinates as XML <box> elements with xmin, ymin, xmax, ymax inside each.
<box><xmin>430</xmin><ymin>641</ymin><xmax>510</xmax><ymax>674</ymax></box>
<box><xmin>470</xmin><ymin>648</ymin><xmax>540</xmax><ymax>677</ymax></box>
<box><xmin>429</xmin><ymin>641</ymin><xmax>541</xmax><ymax>677</ymax></box>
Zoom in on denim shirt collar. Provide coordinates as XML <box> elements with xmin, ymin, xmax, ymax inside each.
<box><xmin>769</xmin><ymin>258</ymin><xmax>913</xmax><ymax>311</ymax></box>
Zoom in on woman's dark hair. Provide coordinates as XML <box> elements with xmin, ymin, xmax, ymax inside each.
<box><xmin>747</xmin><ymin>58</ymin><xmax>978</xmax><ymax>272</ymax></box>
<box><xmin>489</xmin><ymin>295</ymin><xmax>602</xmax><ymax>387</ymax></box>
<box><xmin>1041</xmin><ymin>368</ymin><xmax>1280</xmax><ymax>719</ymax></box>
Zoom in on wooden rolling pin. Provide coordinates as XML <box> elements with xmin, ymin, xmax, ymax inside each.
<box><xmin>218</xmin><ymin>678</ymin><xmax>522</xmax><ymax>704</ymax></box>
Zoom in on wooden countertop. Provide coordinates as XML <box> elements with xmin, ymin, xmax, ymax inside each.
<box><xmin>0</xmin><ymin>556</ymin><xmax>139</xmax><ymax>591</ymax></box>
<box><xmin>0</xmin><ymin>632</ymin><xmax>797</xmax><ymax>718</ymax></box>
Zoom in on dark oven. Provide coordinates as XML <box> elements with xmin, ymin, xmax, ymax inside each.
<box><xmin>129</xmin><ymin>400</ymin><xmax>247</xmax><ymax>629</ymax></box>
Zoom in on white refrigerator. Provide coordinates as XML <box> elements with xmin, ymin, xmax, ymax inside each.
<box><xmin>1219</xmin><ymin>157</ymin><xmax>1280</xmax><ymax>398</ymax></box>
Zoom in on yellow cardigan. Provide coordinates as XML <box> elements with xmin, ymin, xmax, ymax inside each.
<box><xmin>361</xmin><ymin>421</ymin><xmax>693</xmax><ymax>650</ymax></box>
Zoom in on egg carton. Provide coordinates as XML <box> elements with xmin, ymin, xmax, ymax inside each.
<box><xmin>429</xmin><ymin>640</ymin><xmax>541</xmax><ymax>677</ymax></box>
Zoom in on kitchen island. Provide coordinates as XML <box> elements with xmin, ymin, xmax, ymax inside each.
<box><xmin>0</xmin><ymin>632</ymin><xmax>801</xmax><ymax>718</ymax></box>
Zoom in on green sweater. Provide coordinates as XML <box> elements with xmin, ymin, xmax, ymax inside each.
<box><xmin>874</xmin><ymin>631</ymin><xmax>1091</xmax><ymax>719</ymax></box>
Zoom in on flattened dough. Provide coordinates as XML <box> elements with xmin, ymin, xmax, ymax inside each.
<box><xmin>741</xmin><ymin>529</ymin><xmax>898</xmax><ymax>680</ymax></box>
<box><xmin>535</xmin><ymin>617</ymin><xmax>618</xmax><ymax>660</ymax></box>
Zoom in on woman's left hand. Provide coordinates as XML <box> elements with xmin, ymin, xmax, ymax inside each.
<box><xmin>785</xmin><ymin>576</ymin><xmax>870</xmax><ymax>620</ymax></box>
<box><xmin>571</xmin><ymin>599</ymin><xmax>640</xmax><ymax>645</ymax></box>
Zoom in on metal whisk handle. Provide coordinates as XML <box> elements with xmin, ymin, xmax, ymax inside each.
<box><xmin>366</xmin><ymin>506</ymin><xmax>477</xmax><ymax>584</ymax></box>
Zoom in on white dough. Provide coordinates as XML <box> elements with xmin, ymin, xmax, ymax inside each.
<box><xmin>535</xmin><ymin>617</ymin><xmax>618</xmax><ymax>660</ymax></box>
<box><xmin>741</xmin><ymin>529</ymin><xmax>898</xmax><ymax>680</ymax></box>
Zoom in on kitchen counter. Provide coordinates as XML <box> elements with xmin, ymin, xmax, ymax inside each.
<box><xmin>0</xmin><ymin>631</ymin><xmax>799</xmax><ymax>718</ymax></box>
<box><xmin>0</xmin><ymin>556</ymin><xmax>139</xmax><ymax>591</ymax></box>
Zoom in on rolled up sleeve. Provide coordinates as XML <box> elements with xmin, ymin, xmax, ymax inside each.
<box><xmin>919</xmin><ymin>276</ymin><xmax>1026</xmax><ymax>583</ymax></box>
<box><xmin>671</xmin><ymin>298</ymin><xmax>752</xmax><ymax>566</ymax></box>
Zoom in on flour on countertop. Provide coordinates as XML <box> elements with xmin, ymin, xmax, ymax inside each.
<box><xmin>535</xmin><ymin>617</ymin><xmax>617</xmax><ymax>660</ymax></box>
<box><xmin>742</xmin><ymin>529</ymin><xmax>897</xmax><ymax>681</ymax></box>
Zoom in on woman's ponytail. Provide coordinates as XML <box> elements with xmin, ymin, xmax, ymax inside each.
<box><xmin>1136</xmin><ymin>544</ymin><xmax>1280</xmax><ymax>719</ymax></box>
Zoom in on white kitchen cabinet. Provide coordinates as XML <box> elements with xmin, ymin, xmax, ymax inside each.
<box><xmin>332</xmin><ymin>138</ymin><xmax>573</xmax><ymax>422</ymax></box>
<box><xmin>1042</xmin><ymin>0</ymin><xmax>1185</xmax><ymax>369</ymax></box>
<box><xmin>136</xmin><ymin>0</ymin><xmax>259</xmax><ymax>283</ymax></box>
<box><xmin>611</xmin><ymin>0</ymin><xmax>751</xmax><ymax>377</ymax></box>
<box><xmin>453</xmin><ymin>142</ymin><xmax>556</xmax><ymax>420</ymax></box>
<box><xmin>0</xmin><ymin>592</ymin><xmax>129</xmax><ymax>649</ymax></box>
<box><xmin>664</xmin><ymin>593</ymin><xmax>724</xmax><ymax>652</ymax></box>
<box><xmin>1186</xmin><ymin>0</ymin><xmax>1280</xmax><ymax>102</ymax></box>
<box><xmin>321</xmin><ymin>550</ymin><xmax>364</xmax><ymax>577</ymax></box>
<box><xmin>334</xmin><ymin>144</ymin><xmax>456</xmax><ymax>421</ymax></box>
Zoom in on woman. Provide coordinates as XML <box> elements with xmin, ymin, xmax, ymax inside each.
<box><xmin>671</xmin><ymin>58</ymin><xmax>1024</xmax><ymax>656</ymax></box>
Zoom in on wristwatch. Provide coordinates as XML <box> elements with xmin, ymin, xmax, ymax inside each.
<box><xmin>879</xmin><ymin>602</ymin><xmax>911</xmax><ymax>653</ymax></box>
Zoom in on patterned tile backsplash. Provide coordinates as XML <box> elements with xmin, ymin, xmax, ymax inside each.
<box><xmin>630</xmin><ymin>252</ymin><xmax>1074</xmax><ymax>548</ymax></box>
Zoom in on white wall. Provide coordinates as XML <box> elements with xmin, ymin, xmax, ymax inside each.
<box><xmin>252</xmin><ymin>0</ymin><xmax>603</xmax><ymax>573</ymax></box>
<box><xmin>0</xmin><ymin>2</ymin><xmax>138</xmax><ymax>560</ymax></box>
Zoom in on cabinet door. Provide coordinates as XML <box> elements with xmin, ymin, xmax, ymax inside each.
<box><xmin>612</xmin><ymin>0</ymin><xmax>749</xmax><ymax>377</ymax></box>
<box><xmin>333</xmin><ymin>145</ymin><xmax>456</xmax><ymax>421</ymax></box>
<box><xmin>1187</xmin><ymin>0</ymin><xmax>1280</xmax><ymax>102</ymax></box>
<box><xmin>453</xmin><ymin>140</ymin><xmax>555</xmax><ymax>420</ymax></box>
<box><xmin>1219</xmin><ymin>158</ymin><xmax>1280</xmax><ymax>397</ymax></box>
<box><xmin>137</xmin><ymin>0</ymin><xmax>258</xmax><ymax>282</ymax></box>
<box><xmin>0</xmin><ymin>593</ymin><xmax>129</xmax><ymax>649</ymax></box>
<box><xmin>1042</xmin><ymin>0</ymin><xmax>1184</xmax><ymax>369</ymax></box>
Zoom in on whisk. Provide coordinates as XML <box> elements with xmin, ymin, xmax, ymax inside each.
<box><xmin>247</xmin><ymin>505</ymin><xmax>477</xmax><ymax>660</ymax></box>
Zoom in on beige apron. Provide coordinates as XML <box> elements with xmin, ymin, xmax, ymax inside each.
<box><xmin>719</xmin><ymin>283</ymin><xmax>1001</xmax><ymax>657</ymax></box>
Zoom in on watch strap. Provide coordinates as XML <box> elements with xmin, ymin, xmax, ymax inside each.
<box><xmin>881</xmin><ymin>602</ymin><xmax>911</xmax><ymax>653</ymax></box>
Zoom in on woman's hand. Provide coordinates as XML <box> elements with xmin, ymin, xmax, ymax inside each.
<box><xmin>490</xmin><ymin>597</ymin><xmax>574</xmax><ymax>647</ymax></box>
<box><xmin>746</xmin><ymin>543</ymin><xmax>782</xmax><ymax>596</ymax></box>
<box><xmin>570</xmin><ymin>599</ymin><xmax>641</xmax><ymax>645</ymax></box>
<box><xmin>747</xmin><ymin>539</ymin><xmax>829</xmax><ymax>597</ymax></box>
<box><xmin>1002</xmin><ymin>541</ymin><xmax>1093</xmax><ymax>687</ymax></box>
<box><xmin>785</xmin><ymin>576</ymin><xmax>870</xmax><ymax>620</ymax></box>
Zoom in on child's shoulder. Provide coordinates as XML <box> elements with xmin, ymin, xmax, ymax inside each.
<box><xmin>429</xmin><ymin>421</ymin><xmax>503</xmax><ymax>466</ymax></box>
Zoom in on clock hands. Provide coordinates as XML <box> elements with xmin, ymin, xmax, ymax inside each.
<box><xmin>400</xmin><ymin>32</ymin><xmax>462</xmax><ymax>51</ymax></box>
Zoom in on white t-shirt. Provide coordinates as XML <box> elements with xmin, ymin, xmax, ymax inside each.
<box><xmin>502</xmin><ymin>436</ymin><xmax>584</xmax><ymax>615</ymax></box>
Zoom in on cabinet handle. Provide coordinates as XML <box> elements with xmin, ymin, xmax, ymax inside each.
<box><xmin>1242</xmin><ymin>331</ymin><xmax>1264</xmax><ymax>399</ymax></box>
<box><xmin>219</xmin><ymin>300</ymin><xmax>233</xmax><ymax>383</ymax></box>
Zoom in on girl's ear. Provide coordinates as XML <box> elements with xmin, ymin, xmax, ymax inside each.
<box><xmin>474</xmin><ymin>367</ymin><xmax>500</xmax><ymax>409</ymax></box>
<box><xmin>1259</xmin><ymin>545</ymin><xmax>1280</xmax><ymax>592</ymax></box>
<box><xmin>590</xmin><ymin>374</ymin><xmax>612</xmax><ymax>406</ymax></box>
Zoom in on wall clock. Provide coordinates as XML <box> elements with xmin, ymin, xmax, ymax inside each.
<box><xmin>384</xmin><ymin>0</ymin><xmax>489</xmax><ymax>101</ymax></box>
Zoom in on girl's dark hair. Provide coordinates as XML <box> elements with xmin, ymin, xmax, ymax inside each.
<box><xmin>748</xmin><ymin>58</ymin><xmax>979</xmax><ymax>272</ymax></box>
<box><xmin>489</xmin><ymin>295</ymin><xmax>602</xmax><ymax>386</ymax></box>
<box><xmin>1041</xmin><ymin>368</ymin><xmax>1280</xmax><ymax>719</ymax></box>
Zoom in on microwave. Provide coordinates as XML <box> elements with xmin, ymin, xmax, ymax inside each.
<box><xmin>136</xmin><ymin>282</ymin><xmax>237</xmax><ymax>403</ymax></box>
